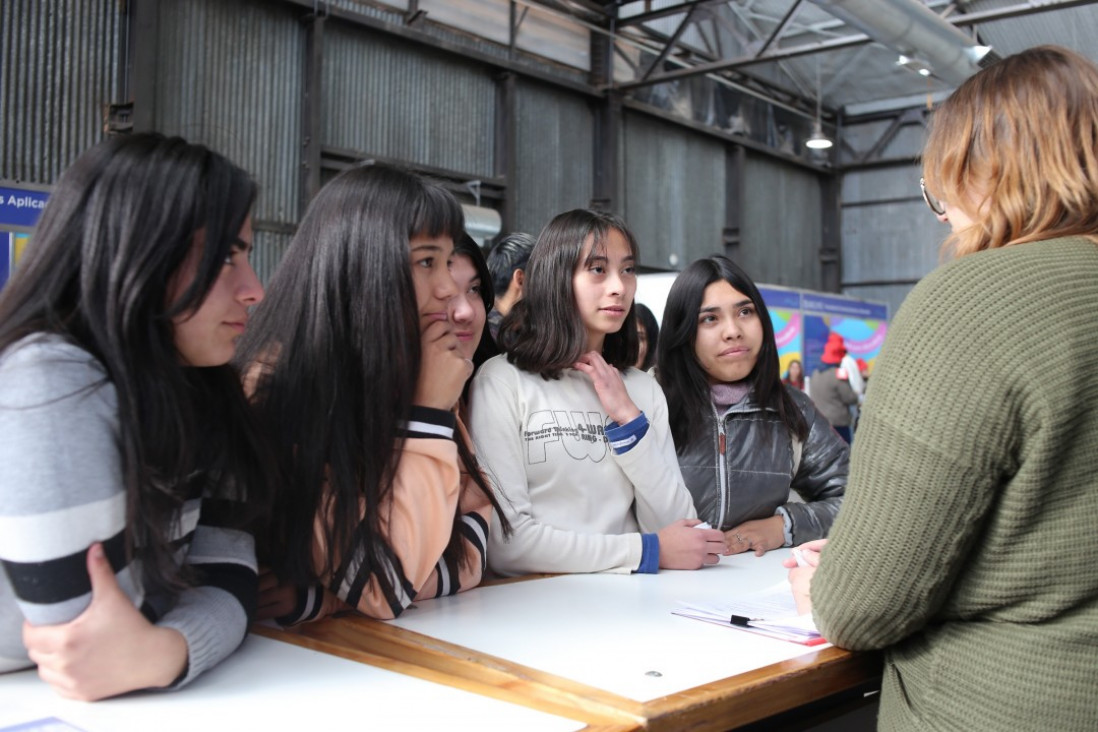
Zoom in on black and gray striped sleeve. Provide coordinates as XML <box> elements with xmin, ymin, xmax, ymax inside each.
<box><xmin>0</xmin><ymin>337</ymin><xmax>137</xmax><ymax>671</ymax></box>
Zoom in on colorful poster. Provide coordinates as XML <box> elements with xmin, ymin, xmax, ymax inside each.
<box><xmin>758</xmin><ymin>286</ymin><xmax>803</xmax><ymax>379</ymax></box>
<box><xmin>0</xmin><ymin>232</ymin><xmax>33</xmax><ymax>290</ymax></box>
<box><xmin>13</xmin><ymin>232</ymin><xmax>30</xmax><ymax>262</ymax></box>
<box><xmin>801</xmin><ymin>293</ymin><xmax>889</xmax><ymax>376</ymax></box>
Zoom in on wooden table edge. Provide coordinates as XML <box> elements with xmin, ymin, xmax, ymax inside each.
<box><xmin>252</xmin><ymin>620</ymin><xmax>645</xmax><ymax>731</ymax></box>
<box><xmin>254</xmin><ymin>617</ymin><xmax>881</xmax><ymax>732</ymax></box>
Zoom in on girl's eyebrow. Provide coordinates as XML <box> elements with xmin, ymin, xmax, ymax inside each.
<box><xmin>699</xmin><ymin>299</ymin><xmax>752</xmax><ymax>313</ymax></box>
<box><xmin>584</xmin><ymin>253</ymin><xmax>635</xmax><ymax>266</ymax></box>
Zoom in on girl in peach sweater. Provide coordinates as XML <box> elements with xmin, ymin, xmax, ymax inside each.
<box><xmin>238</xmin><ymin>164</ymin><xmax>503</xmax><ymax>622</ymax></box>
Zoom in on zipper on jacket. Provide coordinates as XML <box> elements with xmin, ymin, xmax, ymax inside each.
<box><xmin>713</xmin><ymin>403</ymin><xmax>728</xmax><ymax>527</ymax></box>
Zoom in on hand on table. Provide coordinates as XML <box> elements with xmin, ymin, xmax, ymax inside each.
<box><xmin>658</xmin><ymin>519</ymin><xmax>728</xmax><ymax>569</ymax></box>
<box><xmin>723</xmin><ymin>515</ymin><xmax>785</xmax><ymax>557</ymax></box>
<box><xmin>23</xmin><ymin>543</ymin><xmax>188</xmax><ymax>700</ymax></box>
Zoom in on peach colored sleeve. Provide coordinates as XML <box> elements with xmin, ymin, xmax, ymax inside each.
<box><xmin>414</xmin><ymin>416</ymin><xmax>491</xmax><ymax>601</ymax></box>
<box><xmin>338</xmin><ymin>436</ymin><xmax>461</xmax><ymax>619</ymax></box>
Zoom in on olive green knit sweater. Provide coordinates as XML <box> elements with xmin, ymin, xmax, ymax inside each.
<box><xmin>812</xmin><ymin>236</ymin><xmax>1098</xmax><ymax>732</ymax></box>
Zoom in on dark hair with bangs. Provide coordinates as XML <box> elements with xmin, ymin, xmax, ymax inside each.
<box><xmin>656</xmin><ymin>255</ymin><xmax>807</xmax><ymax>450</ymax></box>
<box><xmin>237</xmin><ymin>163</ymin><xmax>505</xmax><ymax>606</ymax></box>
<box><xmin>0</xmin><ymin>132</ymin><xmax>273</xmax><ymax>597</ymax></box>
<box><xmin>500</xmin><ymin>209</ymin><xmax>639</xmax><ymax>379</ymax></box>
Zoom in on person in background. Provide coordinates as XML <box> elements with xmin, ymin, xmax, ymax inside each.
<box><xmin>839</xmin><ymin>349</ymin><xmax>865</xmax><ymax>402</ymax></box>
<box><xmin>782</xmin><ymin>359</ymin><xmax>805</xmax><ymax>391</ymax></box>
<box><xmin>855</xmin><ymin>358</ymin><xmax>869</xmax><ymax>383</ymax></box>
<box><xmin>238</xmin><ymin>164</ymin><xmax>504</xmax><ymax>624</ymax></box>
<box><xmin>787</xmin><ymin>46</ymin><xmax>1098</xmax><ymax>731</ymax></box>
<box><xmin>485</xmin><ymin>232</ymin><xmax>536</xmax><ymax>341</ymax></box>
<box><xmin>656</xmin><ymin>256</ymin><xmax>846</xmax><ymax>557</ymax></box>
<box><xmin>840</xmin><ymin>346</ymin><xmax>866</xmax><ymax>430</ymax></box>
<box><xmin>451</xmin><ymin>233</ymin><xmax>501</xmax><ymax>380</ymax></box>
<box><xmin>0</xmin><ymin>133</ymin><xmax>274</xmax><ymax>699</ymax></box>
<box><xmin>470</xmin><ymin>209</ymin><xmax>725</xmax><ymax>576</ymax></box>
<box><xmin>633</xmin><ymin>302</ymin><xmax>660</xmax><ymax>371</ymax></box>
<box><xmin>808</xmin><ymin>332</ymin><xmax>858</xmax><ymax>442</ymax></box>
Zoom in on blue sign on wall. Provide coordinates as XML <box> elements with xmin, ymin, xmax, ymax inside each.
<box><xmin>0</xmin><ymin>186</ymin><xmax>50</xmax><ymax>228</ymax></box>
<box><xmin>757</xmin><ymin>285</ymin><xmax>802</xmax><ymax>311</ymax></box>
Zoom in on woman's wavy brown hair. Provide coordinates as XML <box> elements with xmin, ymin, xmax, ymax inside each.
<box><xmin>922</xmin><ymin>45</ymin><xmax>1098</xmax><ymax>258</ymax></box>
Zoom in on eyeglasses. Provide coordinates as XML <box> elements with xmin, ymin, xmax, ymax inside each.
<box><xmin>920</xmin><ymin>177</ymin><xmax>945</xmax><ymax>216</ymax></box>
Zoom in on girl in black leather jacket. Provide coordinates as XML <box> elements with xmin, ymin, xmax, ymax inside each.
<box><xmin>656</xmin><ymin>256</ymin><xmax>848</xmax><ymax>556</ymax></box>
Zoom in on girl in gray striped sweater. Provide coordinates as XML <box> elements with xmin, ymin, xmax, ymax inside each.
<box><xmin>0</xmin><ymin>133</ymin><xmax>275</xmax><ymax>700</ymax></box>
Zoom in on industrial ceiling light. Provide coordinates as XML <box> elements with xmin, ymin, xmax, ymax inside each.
<box><xmin>805</xmin><ymin>60</ymin><xmax>833</xmax><ymax>151</ymax></box>
<box><xmin>806</xmin><ymin>122</ymin><xmax>833</xmax><ymax>150</ymax></box>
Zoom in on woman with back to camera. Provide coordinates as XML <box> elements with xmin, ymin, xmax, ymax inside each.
<box><xmin>470</xmin><ymin>209</ymin><xmax>725</xmax><ymax>576</ymax></box>
<box><xmin>0</xmin><ymin>133</ymin><xmax>273</xmax><ymax>699</ymax></box>
<box><xmin>787</xmin><ymin>46</ymin><xmax>1098</xmax><ymax>731</ymax></box>
<box><xmin>656</xmin><ymin>256</ymin><xmax>846</xmax><ymax>557</ymax></box>
<box><xmin>238</xmin><ymin>164</ymin><xmax>504</xmax><ymax>623</ymax></box>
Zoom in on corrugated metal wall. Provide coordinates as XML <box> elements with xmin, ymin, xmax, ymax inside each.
<box><xmin>622</xmin><ymin>111</ymin><xmax>725</xmax><ymax>272</ymax></box>
<box><xmin>324</xmin><ymin>21</ymin><xmax>496</xmax><ymax>179</ymax></box>
<box><xmin>154</xmin><ymin>0</ymin><xmax>302</xmax><ymax>240</ymax></box>
<box><xmin>3</xmin><ymin>0</ymin><xmax>847</xmax><ymax>294</ymax></box>
<box><xmin>0</xmin><ymin>0</ymin><xmax>120</xmax><ymax>183</ymax></box>
<box><xmin>841</xmin><ymin>165</ymin><xmax>943</xmax><ymax>317</ymax></box>
<box><xmin>251</xmin><ymin>229</ymin><xmax>295</xmax><ymax>287</ymax></box>
<box><xmin>740</xmin><ymin>152</ymin><xmax>822</xmax><ymax>290</ymax></box>
<box><xmin>511</xmin><ymin>79</ymin><xmax>594</xmax><ymax>238</ymax></box>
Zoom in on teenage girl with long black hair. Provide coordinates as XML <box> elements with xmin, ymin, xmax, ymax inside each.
<box><xmin>656</xmin><ymin>256</ymin><xmax>846</xmax><ymax>557</ymax></box>
<box><xmin>239</xmin><ymin>164</ymin><xmax>504</xmax><ymax>623</ymax></box>
<box><xmin>0</xmin><ymin>133</ymin><xmax>272</xmax><ymax>699</ymax></box>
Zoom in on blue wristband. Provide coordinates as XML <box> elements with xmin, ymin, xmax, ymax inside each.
<box><xmin>605</xmin><ymin>412</ymin><xmax>650</xmax><ymax>454</ymax></box>
<box><xmin>635</xmin><ymin>532</ymin><xmax>660</xmax><ymax>574</ymax></box>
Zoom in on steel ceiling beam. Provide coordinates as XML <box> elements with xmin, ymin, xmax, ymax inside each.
<box><xmin>949</xmin><ymin>0</ymin><xmax>1098</xmax><ymax>26</ymax></box>
<box><xmin>755</xmin><ymin>0</ymin><xmax>805</xmax><ymax>57</ymax></box>
<box><xmin>617</xmin><ymin>31</ymin><xmax>869</xmax><ymax>90</ymax></box>
<box><xmin>616</xmin><ymin>0</ymin><xmax>1098</xmax><ymax>90</ymax></box>
<box><xmin>638</xmin><ymin>4</ymin><xmax>702</xmax><ymax>82</ymax></box>
<box><xmin>616</xmin><ymin>0</ymin><xmax>721</xmax><ymax>27</ymax></box>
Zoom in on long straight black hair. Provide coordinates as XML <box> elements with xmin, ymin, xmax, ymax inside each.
<box><xmin>0</xmin><ymin>133</ymin><xmax>274</xmax><ymax>596</ymax></box>
<box><xmin>656</xmin><ymin>255</ymin><xmax>807</xmax><ymax>449</ymax></box>
<box><xmin>237</xmin><ymin>164</ymin><xmax>505</xmax><ymax>605</ymax></box>
<box><xmin>501</xmin><ymin>209</ymin><xmax>639</xmax><ymax>379</ymax></box>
